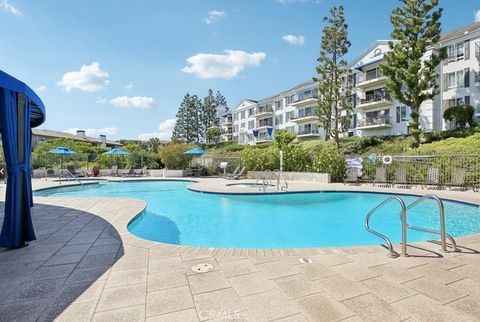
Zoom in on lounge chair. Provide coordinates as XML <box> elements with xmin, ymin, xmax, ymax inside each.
<box><xmin>344</xmin><ymin>169</ymin><xmax>359</xmax><ymax>185</ymax></box>
<box><xmin>32</xmin><ymin>169</ymin><xmax>46</xmax><ymax>179</ymax></box>
<box><xmin>393</xmin><ymin>166</ymin><xmax>409</xmax><ymax>188</ymax></box>
<box><xmin>373</xmin><ymin>167</ymin><xmax>388</xmax><ymax>187</ymax></box>
<box><xmin>119</xmin><ymin>167</ymin><xmax>133</xmax><ymax>177</ymax></box>
<box><xmin>228</xmin><ymin>166</ymin><xmax>246</xmax><ymax>180</ymax></box>
<box><xmin>447</xmin><ymin>168</ymin><xmax>466</xmax><ymax>191</ymax></box>
<box><xmin>225</xmin><ymin>166</ymin><xmax>240</xmax><ymax>179</ymax></box>
<box><xmin>111</xmin><ymin>166</ymin><xmax>119</xmax><ymax>176</ymax></box>
<box><xmin>423</xmin><ymin>167</ymin><xmax>441</xmax><ymax>190</ymax></box>
<box><xmin>133</xmin><ymin>166</ymin><xmax>148</xmax><ymax>177</ymax></box>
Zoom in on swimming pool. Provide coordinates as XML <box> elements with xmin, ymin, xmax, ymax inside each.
<box><xmin>35</xmin><ymin>180</ymin><xmax>480</xmax><ymax>249</ymax></box>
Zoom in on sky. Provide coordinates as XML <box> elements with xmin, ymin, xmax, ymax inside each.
<box><xmin>1</xmin><ymin>0</ymin><xmax>479</xmax><ymax>141</ymax></box>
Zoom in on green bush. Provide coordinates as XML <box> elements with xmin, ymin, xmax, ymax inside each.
<box><xmin>443</xmin><ymin>104</ymin><xmax>475</xmax><ymax>128</ymax></box>
<box><xmin>311</xmin><ymin>144</ymin><xmax>346</xmax><ymax>182</ymax></box>
<box><xmin>282</xmin><ymin>144</ymin><xmax>312</xmax><ymax>172</ymax></box>
<box><xmin>159</xmin><ymin>142</ymin><xmax>190</xmax><ymax>169</ymax></box>
<box><xmin>240</xmin><ymin>147</ymin><xmax>279</xmax><ymax>171</ymax></box>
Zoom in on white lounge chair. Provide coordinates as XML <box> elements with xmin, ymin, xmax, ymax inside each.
<box><xmin>228</xmin><ymin>166</ymin><xmax>246</xmax><ymax>180</ymax></box>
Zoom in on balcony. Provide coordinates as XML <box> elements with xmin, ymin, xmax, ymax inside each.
<box><xmin>358</xmin><ymin>94</ymin><xmax>391</xmax><ymax>109</ymax></box>
<box><xmin>255</xmin><ymin>123</ymin><xmax>273</xmax><ymax>130</ymax></box>
<box><xmin>290</xmin><ymin>92</ymin><xmax>318</xmax><ymax>107</ymax></box>
<box><xmin>291</xmin><ymin>111</ymin><xmax>319</xmax><ymax>123</ymax></box>
<box><xmin>475</xmin><ymin>72</ymin><xmax>480</xmax><ymax>87</ymax></box>
<box><xmin>476</xmin><ymin>104</ymin><xmax>480</xmax><ymax>117</ymax></box>
<box><xmin>254</xmin><ymin>106</ymin><xmax>274</xmax><ymax>118</ymax></box>
<box><xmin>475</xmin><ymin>42</ymin><xmax>480</xmax><ymax>60</ymax></box>
<box><xmin>222</xmin><ymin>118</ymin><xmax>233</xmax><ymax>125</ymax></box>
<box><xmin>356</xmin><ymin>117</ymin><xmax>392</xmax><ymax>130</ymax></box>
<box><xmin>297</xmin><ymin>128</ymin><xmax>319</xmax><ymax>138</ymax></box>
<box><xmin>356</xmin><ymin>73</ymin><xmax>387</xmax><ymax>89</ymax></box>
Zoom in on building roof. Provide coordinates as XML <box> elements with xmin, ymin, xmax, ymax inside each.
<box><xmin>32</xmin><ymin>128</ymin><xmax>121</xmax><ymax>146</ymax></box>
<box><xmin>440</xmin><ymin>21</ymin><xmax>480</xmax><ymax>43</ymax></box>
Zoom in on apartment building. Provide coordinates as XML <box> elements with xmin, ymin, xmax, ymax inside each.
<box><xmin>230</xmin><ymin>82</ymin><xmax>322</xmax><ymax>145</ymax></box>
<box><xmin>227</xmin><ymin>21</ymin><xmax>480</xmax><ymax>144</ymax></box>
<box><xmin>437</xmin><ymin>22</ymin><xmax>480</xmax><ymax>129</ymax></box>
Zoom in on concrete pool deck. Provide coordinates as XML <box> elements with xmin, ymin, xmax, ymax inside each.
<box><xmin>0</xmin><ymin>177</ymin><xmax>479</xmax><ymax>321</ymax></box>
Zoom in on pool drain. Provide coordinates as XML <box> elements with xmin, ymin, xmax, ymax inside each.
<box><xmin>191</xmin><ymin>263</ymin><xmax>215</xmax><ymax>273</ymax></box>
<box><xmin>299</xmin><ymin>257</ymin><xmax>312</xmax><ymax>264</ymax></box>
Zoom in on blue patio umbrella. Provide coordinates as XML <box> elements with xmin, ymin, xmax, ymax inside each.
<box><xmin>183</xmin><ymin>148</ymin><xmax>206</xmax><ymax>155</ymax></box>
<box><xmin>103</xmin><ymin>148</ymin><xmax>131</xmax><ymax>155</ymax></box>
<box><xmin>48</xmin><ymin>147</ymin><xmax>77</xmax><ymax>183</ymax></box>
<box><xmin>0</xmin><ymin>70</ymin><xmax>46</xmax><ymax>248</ymax></box>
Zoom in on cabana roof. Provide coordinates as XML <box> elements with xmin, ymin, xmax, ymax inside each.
<box><xmin>0</xmin><ymin>69</ymin><xmax>46</xmax><ymax>128</ymax></box>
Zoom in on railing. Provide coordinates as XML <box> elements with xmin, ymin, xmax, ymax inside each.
<box><xmin>365</xmin><ymin>196</ymin><xmax>407</xmax><ymax>258</ymax></box>
<box><xmin>254</xmin><ymin>106</ymin><xmax>274</xmax><ymax>115</ymax></box>
<box><xmin>294</xmin><ymin>92</ymin><xmax>318</xmax><ymax>102</ymax></box>
<box><xmin>356</xmin><ymin>117</ymin><xmax>391</xmax><ymax>128</ymax></box>
<box><xmin>273</xmin><ymin>169</ymin><xmax>288</xmax><ymax>191</ymax></box>
<box><xmin>60</xmin><ymin>169</ymin><xmax>84</xmax><ymax>186</ymax></box>
<box><xmin>359</xmin><ymin>94</ymin><xmax>390</xmax><ymax>105</ymax></box>
<box><xmin>474</xmin><ymin>72</ymin><xmax>480</xmax><ymax>86</ymax></box>
<box><xmin>475</xmin><ymin>41</ymin><xmax>480</xmax><ymax>59</ymax></box>
<box><xmin>256</xmin><ymin>121</ymin><xmax>273</xmax><ymax>128</ymax></box>
<box><xmin>405</xmin><ymin>194</ymin><xmax>459</xmax><ymax>252</ymax></box>
<box><xmin>297</xmin><ymin>128</ymin><xmax>319</xmax><ymax>135</ymax></box>
<box><xmin>292</xmin><ymin>111</ymin><xmax>317</xmax><ymax>120</ymax></box>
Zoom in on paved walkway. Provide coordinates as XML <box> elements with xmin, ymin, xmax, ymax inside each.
<box><xmin>0</xmin><ymin>178</ymin><xmax>479</xmax><ymax>321</ymax></box>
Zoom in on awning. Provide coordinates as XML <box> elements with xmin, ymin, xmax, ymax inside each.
<box><xmin>0</xmin><ymin>70</ymin><xmax>46</xmax><ymax>248</ymax></box>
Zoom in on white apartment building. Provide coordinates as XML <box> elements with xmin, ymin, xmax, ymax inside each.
<box><xmin>228</xmin><ymin>21</ymin><xmax>480</xmax><ymax>144</ymax></box>
<box><xmin>232</xmin><ymin>82</ymin><xmax>323</xmax><ymax>145</ymax></box>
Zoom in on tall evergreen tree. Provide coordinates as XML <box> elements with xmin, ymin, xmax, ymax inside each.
<box><xmin>172</xmin><ymin>93</ymin><xmax>202</xmax><ymax>144</ymax></box>
<box><xmin>215</xmin><ymin>91</ymin><xmax>228</xmax><ymax>113</ymax></box>
<box><xmin>380</xmin><ymin>0</ymin><xmax>445</xmax><ymax>147</ymax></box>
<box><xmin>202</xmin><ymin>89</ymin><xmax>217</xmax><ymax>131</ymax></box>
<box><xmin>314</xmin><ymin>6</ymin><xmax>352</xmax><ymax>149</ymax></box>
<box><xmin>172</xmin><ymin>93</ymin><xmax>189</xmax><ymax>142</ymax></box>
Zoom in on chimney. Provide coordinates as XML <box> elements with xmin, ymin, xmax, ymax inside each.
<box><xmin>76</xmin><ymin>130</ymin><xmax>86</xmax><ymax>138</ymax></box>
<box><xmin>99</xmin><ymin>134</ymin><xmax>107</xmax><ymax>147</ymax></box>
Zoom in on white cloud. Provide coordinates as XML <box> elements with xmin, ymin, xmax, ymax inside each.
<box><xmin>96</xmin><ymin>97</ymin><xmax>108</xmax><ymax>105</ymax></box>
<box><xmin>64</xmin><ymin>127</ymin><xmax>118</xmax><ymax>137</ymax></box>
<box><xmin>125</xmin><ymin>83</ymin><xmax>134</xmax><ymax>90</ymax></box>
<box><xmin>282</xmin><ymin>34</ymin><xmax>305</xmax><ymax>45</ymax></box>
<box><xmin>57</xmin><ymin>62</ymin><xmax>110</xmax><ymax>92</ymax></box>
<box><xmin>0</xmin><ymin>0</ymin><xmax>23</xmax><ymax>16</ymax></box>
<box><xmin>475</xmin><ymin>10</ymin><xmax>480</xmax><ymax>23</ymax></box>
<box><xmin>203</xmin><ymin>10</ymin><xmax>226</xmax><ymax>24</ymax></box>
<box><xmin>35</xmin><ymin>85</ymin><xmax>48</xmax><ymax>93</ymax></box>
<box><xmin>182</xmin><ymin>50</ymin><xmax>266</xmax><ymax>79</ymax></box>
<box><xmin>138</xmin><ymin>119</ymin><xmax>176</xmax><ymax>141</ymax></box>
<box><xmin>109</xmin><ymin>96</ymin><xmax>155</xmax><ymax>109</ymax></box>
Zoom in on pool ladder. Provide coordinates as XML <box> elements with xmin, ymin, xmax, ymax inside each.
<box><xmin>255</xmin><ymin>170</ymin><xmax>288</xmax><ymax>192</ymax></box>
<box><xmin>365</xmin><ymin>194</ymin><xmax>460</xmax><ymax>258</ymax></box>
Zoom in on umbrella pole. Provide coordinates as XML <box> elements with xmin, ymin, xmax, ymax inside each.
<box><xmin>59</xmin><ymin>155</ymin><xmax>62</xmax><ymax>184</ymax></box>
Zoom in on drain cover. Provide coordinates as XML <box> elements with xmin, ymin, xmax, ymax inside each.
<box><xmin>191</xmin><ymin>263</ymin><xmax>215</xmax><ymax>273</ymax></box>
<box><xmin>299</xmin><ymin>257</ymin><xmax>312</xmax><ymax>264</ymax></box>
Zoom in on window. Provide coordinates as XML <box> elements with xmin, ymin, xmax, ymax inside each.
<box><xmin>286</xmin><ymin>126</ymin><xmax>295</xmax><ymax>133</ymax></box>
<box><xmin>240</xmin><ymin>111</ymin><xmax>245</xmax><ymax>120</ymax></box>
<box><xmin>275</xmin><ymin>115</ymin><xmax>283</xmax><ymax>125</ymax></box>
<box><xmin>286</xmin><ymin>111</ymin><xmax>294</xmax><ymax>122</ymax></box>
<box><xmin>275</xmin><ymin>100</ymin><xmax>282</xmax><ymax>110</ymax></box>
<box><xmin>233</xmin><ymin>113</ymin><xmax>239</xmax><ymax>121</ymax></box>
<box><xmin>448</xmin><ymin>42</ymin><xmax>465</xmax><ymax>62</ymax></box>
<box><xmin>233</xmin><ymin>125</ymin><xmax>239</xmax><ymax>132</ymax></box>
<box><xmin>447</xmin><ymin>70</ymin><xmax>465</xmax><ymax>89</ymax></box>
<box><xmin>286</xmin><ymin>95</ymin><xmax>294</xmax><ymax>105</ymax></box>
<box><xmin>365</xmin><ymin>68</ymin><xmax>380</xmax><ymax>81</ymax></box>
<box><xmin>396</xmin><ymin>106</ymin><xmax>409</xmax><ymax>123</ymax></box>
<box><xmin>248</xmin><ymin>120</ymin><xmax>254</xmax><ymax>129</ymax></box>
<box><xmin>240</xmin><ymin>122</ymin><xmax>245</xmax><ymax>129</ymax></box>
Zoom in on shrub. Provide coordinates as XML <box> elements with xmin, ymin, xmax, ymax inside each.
<box><xmin>282</xmin><ymin>144</ymin><xmax>312</xmax><ymax>172</ymax></box>
<box><xmin>159</xmin><ymin>142</ymin><xmax>190</xmax><ymax>169</ymax></box>
<box><xmin>311</xmin><ymin>143</ymin><xmax>346</xmax><ymax>182</ymax></box>
<box><xmin>240</xmin><ymin>147</ymin><xmax>279</xmax><ymax>171</ymax></box>
<box><xmin>443</xmin><ymin>104</ymin><xmax>475</xmax><ymax>128</ymax></box>
<box><xmin>274</xmin><ymin>129</ymin><xmax>296</xmax><ymax>150</ymax></box>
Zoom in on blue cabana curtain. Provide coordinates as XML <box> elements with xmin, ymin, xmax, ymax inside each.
<box><xmin>0</xmin><ymin>88</ymin><xmax>35</xmax><ymax>248</ymax></box>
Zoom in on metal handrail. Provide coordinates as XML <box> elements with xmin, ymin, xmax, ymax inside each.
<box><xmin>365</xmin><ymin>196</ymin><xmax>407</xmax><ymax>258</ymax></box>
<box><xmin>60</xmin><ymin>169</ymin><xmax>84</xmax><ymax>186</ymax></box>
<box><xmin>273</xmin><ymin>169</ymin><xmax>288</xmax><ymax>191</ymax></box>
<box><xmin>405</xmin><ymin>194</ymin><xmax>459</xmax><ymax>252</ymax></box>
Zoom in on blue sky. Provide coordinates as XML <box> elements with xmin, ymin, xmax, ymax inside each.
<box><xmin>1</xmin><ymin>0</ymin><xmax>479</xmax><ymax>140</ymax></box>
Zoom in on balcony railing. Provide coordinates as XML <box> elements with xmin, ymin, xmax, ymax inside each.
<box><xmin>359</xmin><ymin>94</ymin><xmax>390</xmax><ymax>105</ymax></box>
<box><xmin>256</xmin><ymin>121</ymin><xmax>273</xmax><ymax>128</ymax></box>
<box><xmin>254</xmin><ymin>106</ymin><xmax>274</xmax><ymax>115</ymax></box>
<box><xmin>294</xmin><ymin>91</ymin><xmax>318</xmax><ymax>103</ymax></box>
<box><xmin>297</xmin><ymin>128</ymin><xmax>319</xmax><ymax>135</ymax></box>
<box><xmin>357</xmin><ymin>116</ymin><xmax>391</xmax><ymax>128</ymax></box>
<box><xmin>292</xmin><ymin>111</ymin><xmax>317</xmax><ymax>119</ymax></box>
<box><xmin>475</xmin><ymin>42</ymin><xmax>480</xmax><ymax>59</ymax></box>
<box><xmin>474</xmin><ymin>72</ymin><xmax>480</xmax><ymax>86</ymax></box>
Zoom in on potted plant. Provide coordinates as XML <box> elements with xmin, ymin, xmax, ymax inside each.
<box><xmin>92</xmin><ymin>164</ymin><xmax>100</xmax><ymax>177</ymax></box>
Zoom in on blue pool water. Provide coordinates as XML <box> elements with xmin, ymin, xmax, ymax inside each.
<box><xmin>35</xmin><ymin>181</ymin><xmax>480</xmax><ymax>248</ymax></box>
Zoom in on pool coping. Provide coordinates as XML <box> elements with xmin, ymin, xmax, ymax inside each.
<box><xmin>31</xmin><ymin>177</ymin><xmax>480</xmax><ymax>256</ymax></box>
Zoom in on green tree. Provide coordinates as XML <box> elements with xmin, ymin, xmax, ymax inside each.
<box><xmin>273</xmin><ymin>129</ymin><xmax>296</xmax><ymax>150</ymax></box>
<box><xmin>172</xmin><ymin>93</ymin><xmax>202</xmax><ymax>144</ymax></box>
<box><xmin>380</xmin><ymin>0</ymin><xmax>445</xmax><ymax>147</ymax></box>
<box><xmin>443</xmin><ymin>105</ymin><xmax>475</xmax><ymax>129</ymax></box>
<box><xmin>314</xmin><ymin>6</ymin><xmax>352</xmax><ymax>149</ymax></box>
<box><xmin>205</xmin><ymin>127</ymin><xmax>221</xmax><ymax>144</ymax></box>
<box><xmin>202</xmin><ymin>89</ymin><xmax>217</xmax><ymax>132</ymax></box>
<box><xmin>215</xmin><ymin>91</ymin><xmax>228</xmax><ymax>112</ymax></box>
